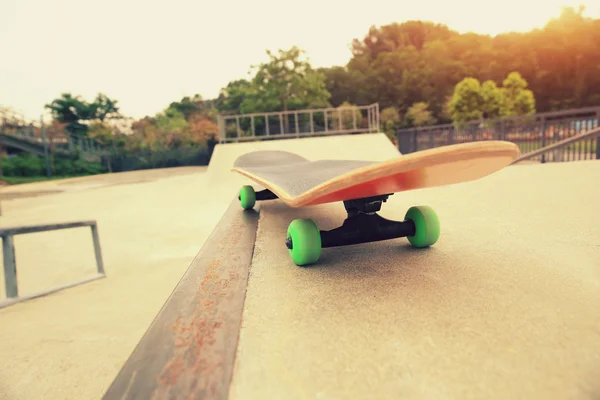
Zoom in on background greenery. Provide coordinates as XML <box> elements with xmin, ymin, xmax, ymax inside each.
<box><xmin>1</xmin><ymin>6</ymin><xmax>597</xmax><ymax>182</ymax></box>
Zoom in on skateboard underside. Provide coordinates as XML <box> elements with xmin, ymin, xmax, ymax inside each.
<box><xmin>232</xmin><ymin>141</ymin><xmax>520</xmax><ymax>266</ymax></box>
<box><xmin>232</xmin><ymin>141</ymin><xmax>520</xmax><ymax>207</ymax></box>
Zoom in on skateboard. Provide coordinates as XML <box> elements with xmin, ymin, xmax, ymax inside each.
<box><xmin>232</xmin><ymin>140</ymin><xmax>520</xmax><ymax>266</ymax></box>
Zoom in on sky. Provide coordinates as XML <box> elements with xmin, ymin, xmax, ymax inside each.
<box><xmin>1</xmin><ymin>0</ymin><xmax>598</xmax><ymax>122</ymax></box>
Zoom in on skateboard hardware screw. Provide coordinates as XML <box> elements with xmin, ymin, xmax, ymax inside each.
<box><xmin>285</xmin><ymin>237</ymin><xmax>293</xmax><ymax>249</ymax></box>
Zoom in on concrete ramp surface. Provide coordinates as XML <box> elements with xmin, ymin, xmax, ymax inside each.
<box><xmin>225</xmin><ymin>159</ymin><xmax>600</xmax><ymax>399</ymax></box>
<box><xmin>1</xmin><ymin>133</ymin><xmax>599</xmax><ymax>400</ymax></box>
<box><xmin>207</xmin><ymin>133</ymin><xmax>401</xmax><ymax>189</ymax></box>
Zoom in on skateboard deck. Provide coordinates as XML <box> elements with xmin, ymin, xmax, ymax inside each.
<box><xmin>232</xmin><ymin>141</ymin><xmax>520</xmax><ymax>208</ymax></box>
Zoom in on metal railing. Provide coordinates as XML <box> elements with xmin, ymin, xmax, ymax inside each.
<box><xmin>218</xmin><ymin>103</ymin><xmax>380</xmax><ymax>143</ymax></box>
<box><xmin>396</xmin><ymin>106</ymin><xmax>600</xmax><ymax>162</ymax></box>
<box><xmin>1</xmin><ymin>120</ymin><xmax>108</xmax><ymax>156</ymax></box>
<box><xmin>0</xmin><ymin>220</ymin><xmax>106</xmax><ymax>309</ymax></box>
<box><xmin>513</xmin><ymin>125</ymin><xmax>600</xmax><ymax>164</ymax></box>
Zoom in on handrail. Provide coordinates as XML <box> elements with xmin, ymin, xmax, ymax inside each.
<box><xmin>512</xmin><ymin>126</ymin><xmax>600</xmax><ymax>164</ymax></box>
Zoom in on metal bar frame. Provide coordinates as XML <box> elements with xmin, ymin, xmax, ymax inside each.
<box><xmin>0</xmin><ymin>220</ymin><xmax>106</xmax><ymax>309</ymax></box>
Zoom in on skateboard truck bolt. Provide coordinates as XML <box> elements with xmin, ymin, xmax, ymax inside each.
<box><xmin>285</xmin><ymin>237</ymin><xmax>293</xmax><ymax>249</ymax></box>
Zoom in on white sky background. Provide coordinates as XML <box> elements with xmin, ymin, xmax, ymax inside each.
<box><xmin>1</xmin><ymin>0</ymin><xmax>598</xmax><ymax>122</ymax></box>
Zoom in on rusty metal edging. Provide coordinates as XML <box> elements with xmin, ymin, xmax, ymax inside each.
<box><xmin>103</xmin><ymin>198</ymin><xmax>259</xmax><ymax>399</ymax></box>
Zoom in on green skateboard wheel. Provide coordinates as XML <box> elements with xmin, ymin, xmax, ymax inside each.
<box><xmin>405</xmin><ymin>206</ymin><xmax>440</xmax><ymax>248</ymax></box>
<box><xmin>239</xmin><ymin>185</ymin><xmax>256</xmax><ymax>210</ymax></box>
<box><xmin>286</xmin><ymin>219</ymin><xmax>322</xmax><ymax>266</ymax></box>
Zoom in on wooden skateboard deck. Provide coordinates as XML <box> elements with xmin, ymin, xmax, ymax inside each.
<box><xmin>232</xmin><ymin>141</ymin><xmax>520</xmax><ymax>208</ymax></box>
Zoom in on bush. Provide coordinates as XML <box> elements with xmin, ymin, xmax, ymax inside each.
<box><xmin>2</xmin><ymin>154</ymin><xmax>45</xmax><ymax>176</ymax></box>
<box><xmin>1</xmin><ymin>153</ymin><xmax>105</xmax><ymax>177</ymax></box>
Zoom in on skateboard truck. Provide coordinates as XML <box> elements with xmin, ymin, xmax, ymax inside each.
<box><xmin>238</xmin><ymin>188</ymin><xmax>277</xmax><ymax>202</ymax></box>
<box><xmin>286</xmin><ymin>194</ymin><xmax>418</xmax><ymax>249</ymax></box>
<box><xmin>238</xmin><ymin>186</ymin><xmax>440</xmax><ymax>267</ymax></box>
<box><xmin>238</xmin><ymin>186</ymin><xmax>278</xmax><ymax>209</ymax></box>
<box><xmin>308</xmin><ymin>195</ymin><xmax>418</xmax><ymax>249</ymax></box>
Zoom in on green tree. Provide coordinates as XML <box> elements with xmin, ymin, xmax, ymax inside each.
<box><xmin>169</xmin><ymin>94</ymin><xmax>206</xmax><ymax>120</ymax></box>
<box><xmin>405</xmin><ymin>102</ymin><xmax>436</xmax><ymax>126</ymax></box>
<box><xmin>380</xmin><ymin>106</ymin><xmax>401</xmax><ymax>142</ymax></box>
<box><xmin>216</xmin><ymin>80</ymin><xmax>252</xmax><ymax>114</ymax></box>
<box><xmin>449</xmin><ymin>78</ymin><xmax>484</xmax><ymax>123</ymax></box>
<box><xmin>89</xmin><ymin>93</ymin><xmax>120</xmax><ymax>122</ymax></box>
<box><xmin>156</xmin><ymin>107</ymin><xmax>188</xmax><ymax>135</ymax></box>
<box><xmin>88</xmin><ymin>122</ymin><xmax>115</xmax><ymax>172</ymax></box>
<box><xmin>45</xmin><ymin>92</ymin><xmax>121</xmax><ymax>137</ymax></box>
<box><xmin>501</xmin><ymin>72</ymin><xmax>536</xmax><ymax>116</ymax></box>
<box><xmin>45</xmin><ymin>93</ymin><xmax>91</xmax><ymax>137</ymax></box>
<box><xmin>241</xmin><ymin>46</ymin><xmax>331</xmax><ymax>114</ymax></box>
<box><xmin>480</xmin><ymin>80</ymin><xmax>506</xmax><ymax>119</ymax></box>
<box><xmin>88</xmin><ymin>122</ymin><xmax>113</xmax><ymax>144</ymax></box>
<box><xmin>321</xmin><ymin>7</ymin><xmax>600</xmax><ymax>121</ymax></box>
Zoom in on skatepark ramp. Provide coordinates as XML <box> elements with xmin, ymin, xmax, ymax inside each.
<box><xmin>206</xmin><ymin>132</ymin><xmax>400</xmax><ymax>189</ymax></box>
<box><xmin>103</xmin><ymin>132</ymin><xmax>402</xmax><ymax>398</ymax></box>
<box><xmin>100</xmin><ymin>131</ymin><xmax>600</xmax><ymax>399</ymax></box>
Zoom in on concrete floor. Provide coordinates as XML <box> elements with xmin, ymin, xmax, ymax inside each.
<box><xmin>0</xmin><ymin>166</ymin><xmax>225</xmax><ymax>400</ymax></box>
<box><xmin>1</xmin><ymin>134</ymin><xmax>599</xmax><ymax>399</ymax></box>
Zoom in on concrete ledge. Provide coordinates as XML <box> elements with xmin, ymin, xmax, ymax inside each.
<box><xmin>102</xmin><ymin>198</ymin><xmax>259</xmax><ymax>399</ymax></box>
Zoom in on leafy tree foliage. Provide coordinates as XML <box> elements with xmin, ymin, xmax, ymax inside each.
<box><xmin>501</xmin><ymin>72</ymin><xmax>536</xmax><ymax>116</ymax></box>
<box><xmin>449</xmin><ymin>72</ymin><xmax>536</xmax><ymax>123</ymax></box>
<box><xmin>380</xmin><ymin>106</ymin><xmax>401</xmax><ymax>141</ymax></box>
<box><xmin>34</xmin><ymin>5</ymin><xmax>597</xmax><ymax>170</ymax></box>
<box><xmin>449</xmin><ymin>78</ymin><xmax>485</xmax><ymax>123</ymax></box>
<box><xmin>316</xmin><ymin>7</ymin><xmax>598</xmax><ymax>125</ymax></box>
<box><xmin>45</xmin><ymin>93</ymin><xmax>120</xmax><ymax>137</ymax></box>
<box><xmin>217</xmin><ymin>47</ymin><xmax>331</xmax><ymax>115</ymax></box>
<box><xmin>405</xmin><ymin>102</ymin><xmax>436</xmax><ymax>126</ymax></box>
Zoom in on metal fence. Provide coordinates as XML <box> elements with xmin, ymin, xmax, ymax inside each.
<box><xmin>1</xmin><ymin>119</ymin><xmax>107</xmax><ymax>156</ymax></box>
<box><xmin>218</xmin><ymin>103</ymin><xmax>380</xmax><ymax>143</ymax></box>
<box><xmin>396</xmin><ymin>106</ymin><xmax>600</xmax><ymax>162</ymax></box>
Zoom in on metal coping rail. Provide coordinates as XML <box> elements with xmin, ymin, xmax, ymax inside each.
<box><xmin>0</xmin><ymin>220</ymin><xmax>106</xmax><ymax>309</ymax></box>
<box><xmin>512</xmin><ymin>126</ymin><xmax>600</xmax><ymax>164</ymax></box>
<box><xmin>102</xmin><ymin>198</ymin><xmax>259</xmax><ymax>399</ymax></box>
